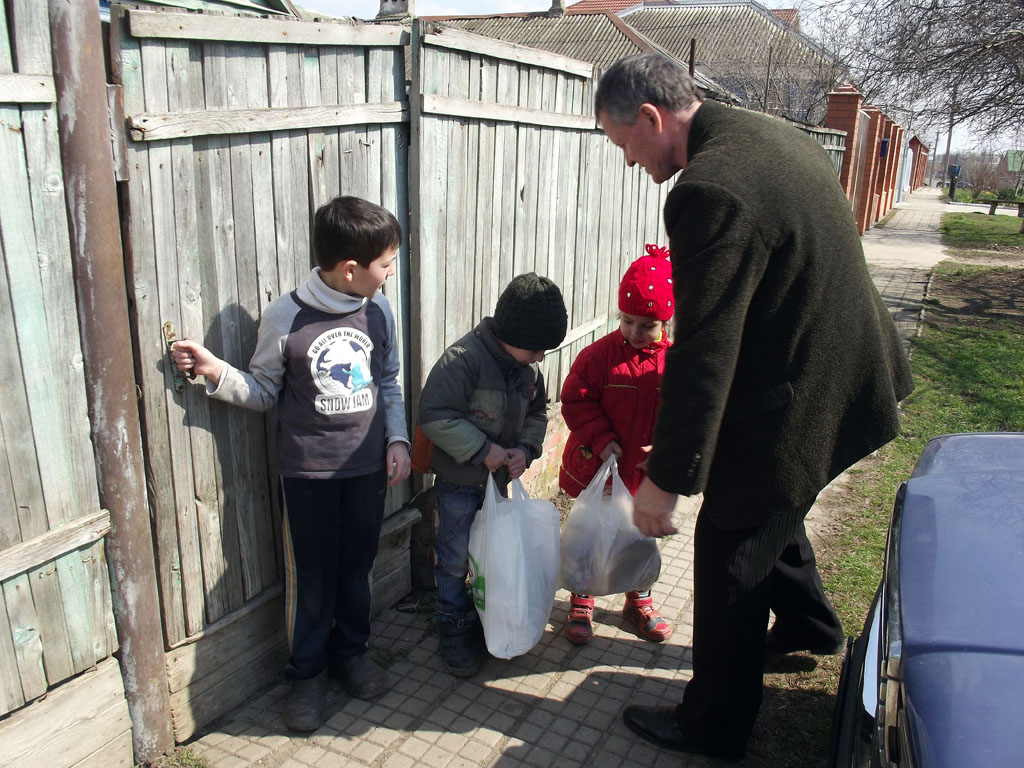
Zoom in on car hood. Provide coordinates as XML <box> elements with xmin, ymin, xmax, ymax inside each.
<box><xmin>898</xmin><ymin>433</ymin><xmax>1024</xmax><ymax>766</ymax></box>
<box><xmin>900</xmin><ymin>471</ymin><xmax>1024</xmax><ymax>655</ymax></box>
<box><xmin>903</xmin><ymin>651</ymin><xmax>1024</xmax><ymax>767</ymax></box>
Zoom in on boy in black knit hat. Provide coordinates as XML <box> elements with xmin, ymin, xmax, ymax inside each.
<box><xmin>417</xmin><ymin>273</ymin><xmax>568</xmax><ymax>676</ymax></box>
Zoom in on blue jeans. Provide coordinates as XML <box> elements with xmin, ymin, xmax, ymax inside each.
<box><xmin>433</xmin><ymin>480</ymin><xmax>486</xmax><ymax>622</ymax></box>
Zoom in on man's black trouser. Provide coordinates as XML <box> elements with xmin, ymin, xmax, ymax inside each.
<box><xmin>677</xmin><ymin>499</ymin><xmax>843</xmax><ymax>753</ymax></box>
<box><xmin>281</xmin><ymin>470</ymin><xmax>387</xmax><ymax>679</ymax></box>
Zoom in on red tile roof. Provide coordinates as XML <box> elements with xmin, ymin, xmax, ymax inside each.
<box><xmin>567</xmin><ymin>0</ymin><xmax>673</xmax><ymax>13</ymax></box>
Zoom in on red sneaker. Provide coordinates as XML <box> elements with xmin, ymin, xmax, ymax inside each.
<box><xmin>623</xmin><ymin>591</ymin><xmax>673</xmax><ymax>642</ymax></box>
<box><xmin>565</xmin><ymin>594</ymin><xmax>595</xmax><ymax>644</ymax></box>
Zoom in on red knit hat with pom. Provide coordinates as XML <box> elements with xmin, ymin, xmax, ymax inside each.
<box><xmin>618</xmin><ymin>244</ymin><xmax>674</xmax><ymax>321</ymax></box>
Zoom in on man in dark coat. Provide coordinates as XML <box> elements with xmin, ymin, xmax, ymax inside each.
<box><xmin>595</xmin><ymin>52</ymin><xmax>914</xmax><ymax>761</ymax></box>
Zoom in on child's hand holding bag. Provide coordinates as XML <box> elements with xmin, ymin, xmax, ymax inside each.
<box><xmin>467</xmin><ymin>476</ymin><xmax>560</xmax><ymax>659</ymax></box>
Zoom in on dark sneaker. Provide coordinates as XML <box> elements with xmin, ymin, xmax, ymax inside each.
<box><xmin>331</xmin><ymin>652</ymin><xmax>388</xmax><ymax>700</ymax></box>
<box><xmin>283</xmin><ymin>670</ymin><xmax>326</xmax><ymax>732</ymax></box>
<box><xmin>437</xmin><ymin>616</ymin><xmax>484</xmax><ymax>677</ymax></box>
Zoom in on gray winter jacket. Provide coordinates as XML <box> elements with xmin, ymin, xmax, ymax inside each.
<box><xmin>418</xmin><ymin>319</ymin><xmax>548</xmax><ymax>488</ymax></box>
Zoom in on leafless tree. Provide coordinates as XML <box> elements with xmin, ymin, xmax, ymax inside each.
<box><xmin>810</xmin><ymin>0</ymin><xmax>1024</xmax><ymax>141</ymax></box>
<box><xmin>960</xmin><ymin>149</ymin><xmax>1004</xmax><ymax>195</ymax></box>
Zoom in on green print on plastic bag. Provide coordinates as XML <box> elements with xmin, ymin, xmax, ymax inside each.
<box><xmin>468</xmin><ymin>553</ymin><xmax>485</xmax><ymax>610</ymax></box>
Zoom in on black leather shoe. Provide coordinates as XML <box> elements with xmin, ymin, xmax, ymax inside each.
<box><xmin>622</xmin><ymin>705</ymin><xmax>744</xmax><ymax>761</ymax></box>
<box><xmin>764</xmin><ymin>628</ymin><xmax>847</xmax><ymax>657</ymax></box>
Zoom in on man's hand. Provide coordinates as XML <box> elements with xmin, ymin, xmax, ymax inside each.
<box><xmin>599</xmin><ymin>440</ymin><xmax>623</xmax><ymax>461</ymax></box>
<box><xmin>171</xmin><ymin>339</ymin><xmax>225</xmax><ymax>383</ymax></box>
<box><xmin>386</xmin><ymin>442</ymin><xmax>411</xmax><ymax>486</ymax></box>
<box><xmin>633</xmin><ymin>477</ymin><xmax>679</xmax><ymax>537</ymax></box>
<box><xmin>483</xmin><ymin>442</ymin><xmax>508</xmax><ymax>472</ymax></box>
<box><xmin>505</xmin><ymin>448</ymin><xmax>528</xmax><ymax>478</ymax></box>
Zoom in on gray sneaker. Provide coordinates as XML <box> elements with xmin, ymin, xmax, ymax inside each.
<box><xmin>283</xmin><ymin>670</ymin><xmax>326</xmax><ymax>732</ymax></box>
<box><xmin>332</xmin><ymin>652</ymin><xmax>388</xmax><ymax>700</ymax></box>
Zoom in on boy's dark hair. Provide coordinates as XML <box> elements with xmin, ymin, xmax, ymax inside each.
<box><xmin>312</xmin><ymin>196</ymin><xmax>402</xmax><ymax>270</ymax></box>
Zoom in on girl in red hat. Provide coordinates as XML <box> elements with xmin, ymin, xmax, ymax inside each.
<box><xmin>558</xmin><ymin>244</ymin><xmax>675</xmax><ymax>644</ymax></box>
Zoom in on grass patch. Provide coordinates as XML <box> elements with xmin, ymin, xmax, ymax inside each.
<box><xmin>146</xmin><ymin>747</ymin><xmax>208</xmax><ymax>768</ymax></box>
<box><xmin>939</xmin><ymin>212</ymin><xmax>1024</xmax><ymax>250</ymax></box>
<box><xmin>833</xmin><ymin>259</ymin><xmax>1024</xmax><ymax>580</ymax></box>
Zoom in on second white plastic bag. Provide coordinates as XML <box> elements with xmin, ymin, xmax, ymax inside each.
<box><xmin>559</xmin><ymin>455</ymin><xmax>661</xmax><ymax>596</ymax></box>
<box><xmin>467</xmin><ymin>476</ymin><xmax>560</xmax><ymax>659</ymax></box>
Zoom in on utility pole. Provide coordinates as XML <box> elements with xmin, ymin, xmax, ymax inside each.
<box><xmin>943</xmin><ymin>84</ymin><xmax>957</xmax><ymax>198</ymax></box>
<box><xmin>929</xmin><ymin>129</ymin><xmax>941</xmax><ymax>186</ymax></box>
<box><xmin>763</xmin><ymin>45</ymin><xmax>773</xmax><ymax>113</ymax></box>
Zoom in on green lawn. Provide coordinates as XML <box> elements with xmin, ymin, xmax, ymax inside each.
<box><xmin>940</xmin><ymin>211</ymin><xmax>1024</xmax><ymax>249</ymax></box>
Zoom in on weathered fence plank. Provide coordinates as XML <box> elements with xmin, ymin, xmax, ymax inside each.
<box><xmin>0</xmin><ymin>73</ymin><xmax>53</xmax><ymax>102</ymax></box>
<box><xmin>129</xmin><ymin>9</ymin><xmax>407</xmax><ymax>47</ymax></box>
<box><xmin>129</xmin><ymin>101</ymin><xmax>407</xmax><ymax>141</ymax></box>
<box><xmin>116</xmin><ymin>15</ymin><xmax>188</xmax><ymax>647</ymax></box>
<box><xmin>0</xmin><ymin>659</ymin><xmax>132</xmax><ymax>768</ymax></box>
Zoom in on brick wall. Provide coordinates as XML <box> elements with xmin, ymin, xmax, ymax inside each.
<box><xmin>825</xmin><ymin>84</ymin><xmax>864</xmax><ymax>198</ymax></box>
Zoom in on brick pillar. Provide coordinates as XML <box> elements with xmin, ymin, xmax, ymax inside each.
<box><xmin>856</xmin><ymin>108</ymin><xmax>884</xmax><ymax>233</ymax></box>
<box><xmin>887</xmin><ymin>126</ymin><xmax>904</xmax><ymax>210</ymax></box>
<box><xmin>872</xmin><ymin>117</ymin><xmax>894</xmax><ymax>224</ymax></box>
<box><xmin>825</xmin><ymin>83</ymin><xmax>864</xmax><ymax>200</ymax></box>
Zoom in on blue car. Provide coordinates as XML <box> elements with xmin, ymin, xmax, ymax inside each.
<box><xmin>829</xmin><ymin>432</ymin><xmax>1024</xmax><ymax>768</ymax></box>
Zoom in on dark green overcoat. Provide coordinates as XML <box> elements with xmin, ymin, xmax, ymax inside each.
<box><xmin>647</xmin><ymin>99</ymin><xmax>914</xmax><ymax>528</ymax></box>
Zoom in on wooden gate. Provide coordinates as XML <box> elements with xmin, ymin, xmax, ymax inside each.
<box><xmin>409</xmin><ymin>21</ymin><xmax>673</xmax><ymax>408</ymax></box>
<box><xmin>111</xmin><ymin>6</ymin><xmax>412</xmax><ymax>739</ymax></box>
<box><xmin>0</xmin><ymin>1</ymin><xmax>130</xmax><ymax>765</ymax></box>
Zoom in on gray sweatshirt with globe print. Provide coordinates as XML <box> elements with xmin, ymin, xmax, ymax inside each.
<box><xmin>207</xmin><ymin>267</ymin><xmax>408</xmax><ymax>479</ymax></box>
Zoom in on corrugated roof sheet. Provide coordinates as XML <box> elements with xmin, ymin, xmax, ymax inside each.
<box><xmin>620</xmin><ymin>2</ymin><xmax>837</xmax><ymax>119</ymax></box>
<box><xmin>423</xmin><ymin>13</ymin><xmax>736</xmax><ymax>101</ymax></box>
<box><xmin>428</xmin><ymin>14</ymin><xmax>641</xmax><ymax>72</ymax></box>
<box><xmin>622</xmin><ymin>3</ymin><xmax>822</xmax><ymax>73</ymax></box>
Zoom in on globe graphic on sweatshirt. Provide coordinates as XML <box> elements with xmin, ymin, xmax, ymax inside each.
<box><xmin>307</xmin><ymin>327</ymin><xmax>375</xmax><ymax>411</ymax></box>
<box><xmin>314</xmin><ymin>340</ymin><xmax>371</xmax><ymax>395</ymax></box>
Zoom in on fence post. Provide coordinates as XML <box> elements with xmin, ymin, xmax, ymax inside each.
<box><xmin>47</xmin><ymin>0</ymin><xmax>174</xmax><ymax>762</ymax></box>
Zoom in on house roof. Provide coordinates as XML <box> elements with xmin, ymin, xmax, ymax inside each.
<box><xmin>419</xmin><ymin>12</ymin><xmax>737</xmax><ymax>101</ymax></box>
<box><xmin>620</xmin><ymin>2</ymin><xmax>825</xmax><ymax>79</ymax></box>
<box><xmin>566</xmin><ymin>0</ymin><xmax>801</xmax><ymax>29</ymax></box>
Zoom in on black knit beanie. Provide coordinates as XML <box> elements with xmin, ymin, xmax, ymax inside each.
<box><xmin>492</xmin><ymin>273</ymin><xmax>568</xmax><ymax>351</ymax></box>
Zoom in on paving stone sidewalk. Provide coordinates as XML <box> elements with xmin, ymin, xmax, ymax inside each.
<box><xmin>187</xmin><ymin>187</ymin><xmax>948</xmax><ymax>768</ymax></box>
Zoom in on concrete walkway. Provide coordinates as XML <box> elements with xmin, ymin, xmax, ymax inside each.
<box><xmin>186</xmin><ymin>188</ymin><xmax>950</xmax><ymax>768</ymax></box>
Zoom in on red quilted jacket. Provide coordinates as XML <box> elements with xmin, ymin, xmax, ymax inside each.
<box><xmin>559</xmin><ymin>328</ymin><xmax>670</xmax><ymax>497</ymax></box>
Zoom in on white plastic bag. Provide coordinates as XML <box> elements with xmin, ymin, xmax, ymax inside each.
<box><xmin>467</xmin><ymin>476</ymin><xmax>560</xmax><ymax>659</ymax></box>
<box><xmin>559</xmin><ymin>455</ymin><xmax>662</xmax><ymax>596</ymax></box>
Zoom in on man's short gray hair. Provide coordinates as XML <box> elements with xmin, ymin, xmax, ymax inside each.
<box><xmin>595</xmin><ymin>52</ymin><xmax>701</xmax><ymax>125</ymax></box>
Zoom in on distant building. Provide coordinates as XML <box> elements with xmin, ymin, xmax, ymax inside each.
<box><xmin>423</xmin><ymin>1</ymin><xmax>845</xmax><ymax>123</ymax></box>
<box><xmin>997</xmin><ymin>150</ymin><xmax>1024</xmax><ymax>194</ymax></box>
<box><xmin>420</xmin><ymin>4</ymin><xmax>737</xmax><ymax>104</ymax></box>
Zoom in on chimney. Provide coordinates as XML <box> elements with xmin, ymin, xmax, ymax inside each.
<box><xmin>378</xmin><ymin>0</ymin><xmax>414</xmax><ymax>18</ymax></box>
<box><xmin>549</xmin><ymin>0</ymin><xmax>566</xmax><ymax>17</ymax></box>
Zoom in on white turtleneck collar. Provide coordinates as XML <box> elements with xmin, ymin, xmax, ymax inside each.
<box><xmin>295</xmin><ymin>267</ymin><xmax>369</xmax><ymax>314</ymax></box>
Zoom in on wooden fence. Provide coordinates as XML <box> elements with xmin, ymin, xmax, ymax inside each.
<box><xmin>0</xmin><ymin>0</ymin><xmax>130</xmax><ymax>764</ymax></box>
<box><xmin>111</xmin><ymin>6</ymin><xmax>414</xmax><ymax>738</ymax></box>
<box><xmin>1</xmin><ymin>6</ymin><xmax>851</xmax><ymax>759</ymax></box>
<box><xmin>409</xmin><ymin>23</ymin><xmax>674</xmax><ymax>412</ymax></box>
<box><xmin>793</xmin><ymin>121</ymin><xmax>847</xmax><ymax>176</ymax></box>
